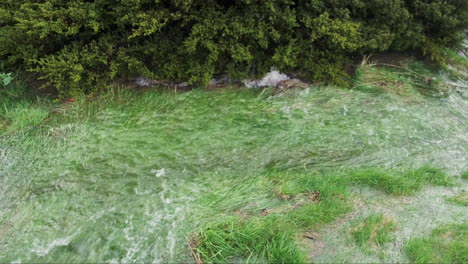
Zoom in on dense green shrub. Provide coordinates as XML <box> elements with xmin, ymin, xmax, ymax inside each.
<box><xmin>1</xmin><ymin>0</ymin><xmax>467</xmax><ymax>98</ymax></box>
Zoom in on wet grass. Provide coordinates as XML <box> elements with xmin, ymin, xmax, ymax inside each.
<box><xmin>405</xmin><ymin>223</ymin><xmax>468</xmax><ymax>264</ymax></box>
<box><xmin>0</xmin><ymin>56</ymin><xmax>467</xmax><ymax>263</ymax></box>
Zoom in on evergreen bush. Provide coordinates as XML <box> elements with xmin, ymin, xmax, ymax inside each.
<box><xmin>1</xmin><ymin>0</ymin><xmax>467</xmax><ymax>98</ymax></box>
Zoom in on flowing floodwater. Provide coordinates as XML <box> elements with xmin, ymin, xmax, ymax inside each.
<box><xmin>0</xmin><ymin>65</ymin><xmax>467</xmax><ymax>262</ymax></box>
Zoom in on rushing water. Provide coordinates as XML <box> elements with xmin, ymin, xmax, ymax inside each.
<box><xmin>0</xmin><ymin>68</ymin><xmax>467</xmax><ymax>262</ymax></box>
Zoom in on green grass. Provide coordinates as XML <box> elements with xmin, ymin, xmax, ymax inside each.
<box><xmin>350</xmin><ymin>214</ymin><xmax>396</xmax><ymax>250</ymax></box>
<box><xmin>405</xmin><ymin>223</ymin><xmax>468</xmax><ymax>264</ymax></box>
<box><xmin>0</xmin><ymin>57</ymin><xmax>466</xmax><ymax>262</ymax></box>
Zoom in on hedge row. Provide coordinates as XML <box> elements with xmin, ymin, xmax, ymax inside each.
<box><xmin>1</xmin><ymin>0</ymin><xmax>467</xmax><ymax>98</ymax></box>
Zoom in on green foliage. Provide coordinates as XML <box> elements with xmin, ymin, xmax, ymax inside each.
<box><xmin>405</xmin><ymin>223</ymin><xmax>468</xmax><ymax>263</ymax></box>
<box><xmin>0</xmin><ymin>0</ymin><xmax>468</xmax><ymax>97</ymax></box>
<box><xmin>350</xmin><ymin>214</ymin><xmax>396</xmax><ymax>250</ymax></box>
<box><xmin>1</xmin><ymin>0</ymin><xmax>467</xmax><ymax>97</ymax></box>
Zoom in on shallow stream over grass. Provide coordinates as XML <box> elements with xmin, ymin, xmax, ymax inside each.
<box><xmin>1</xmin><ymin>67</ymin><xmax>467</xmax><ymax>262</ymax></box>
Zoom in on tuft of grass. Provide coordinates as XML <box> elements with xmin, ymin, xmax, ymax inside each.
<box><xmin>446</xmin><ymin>192</ymin><xmax>468</xmax><ymax>206</ymax></box>
<box><xmin>195</xmin><ymin>217</ymin><xmax>307</xmax><ymax>264</ymax></box>
<box><xmin>350</xmin><ymin>214</ymin><xmax>396</xmax><ymax>250</ymax></box>
<box><xmin>405</xmin><ymin>223</ymin><xmax>468</xmax><ymax>264</ymax></box>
